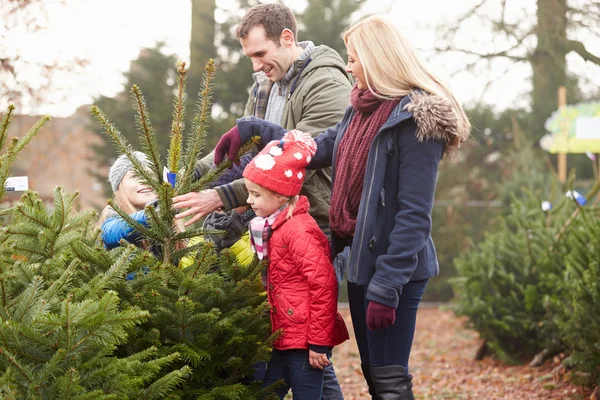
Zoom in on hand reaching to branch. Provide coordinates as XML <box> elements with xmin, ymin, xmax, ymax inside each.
<box><xmin>214</xmin><ymin>125</ymin><xmax>241</xmax><ymax>166</ymax></box>
<box><xmin>172</xmin><ymin>189</ymin><xmax>223</xmax><ymax>226</ymax></box>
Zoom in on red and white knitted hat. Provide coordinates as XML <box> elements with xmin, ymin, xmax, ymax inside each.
<box><xmin>243</xmin><ymin>129</ymin><xmax>317</xmax><ymax>197</ymax></box>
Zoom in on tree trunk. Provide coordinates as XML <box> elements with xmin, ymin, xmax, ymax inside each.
<box><xmin>530</xmin><ymin>0</ymin><xmax>567</xmax><ymax>139</ymax></box>
<box><xmin>189</xmin><ymin>0</ymin><xmax>216</xmax><ymax>98</ymax></box>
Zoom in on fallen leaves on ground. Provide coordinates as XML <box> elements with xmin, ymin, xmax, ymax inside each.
<box><xmin>332</xmin><ymin>307</ymin><xmax>592</xmax><ymax>399</ymax></box>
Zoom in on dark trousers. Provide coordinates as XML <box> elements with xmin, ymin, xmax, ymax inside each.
<box><xmin>253</xmin><ymin>354</ymin><xmax>343</xmax><ymax>399</ymax></box>
<box><xmin>348</xmin><ymin>279</ymin><xmax>428</xmax><ymax>369</ymax></box>
<box><xmin>261</xmin><ymin>349</ymin><xmax>325</xmax><ymax>399</ymax></box>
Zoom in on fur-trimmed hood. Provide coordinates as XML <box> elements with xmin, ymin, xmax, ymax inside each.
<box><xmin>404</xmin><ymin>91</ymin><xmax>471</xmax><ymax>158</ymax></box>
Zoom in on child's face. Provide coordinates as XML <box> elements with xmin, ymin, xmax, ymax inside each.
<box><xmin>245</xmin><ymin>179</ymin><xmax>286</xmax><ymax>218</ymax></box>
<box><xmin>121</xmin><ymin>170</ymin><xmax>157</xmax><ymax>210</ymax></box>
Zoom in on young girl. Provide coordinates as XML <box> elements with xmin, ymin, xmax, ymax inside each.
<box><xmin>243</xmin><ymin>131</ymin><xmax>349</xmax><ymax>399</ymax></box>
<box><xmin>96</xmin><ymin>152</ymin><xmax>187</xmax><ymax>267</ymax></box>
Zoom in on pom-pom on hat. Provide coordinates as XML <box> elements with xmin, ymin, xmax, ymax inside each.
<box><xmin>108</xmin><ymin>151</ymin><xmax>149</xmax><ymax>192</ymax></box>
<box><xmin>243</xmin><ymin>130</ymin><xmax>316</xmax><ymax>197</ymax></box>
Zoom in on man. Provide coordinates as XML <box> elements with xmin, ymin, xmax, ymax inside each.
<box><xmin>173</xmin><ymin>4</ymin><xmax>351</xmax><ymax>398</ymax></box>
<box><xmin>173</xmin><ymin>3</ymin><xmax>351</xmax><ymax>241</ymax></box>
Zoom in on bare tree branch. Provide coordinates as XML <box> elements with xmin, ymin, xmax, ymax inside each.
<box><xmin>567</xmin><ymin>39</ymin><xmax>600</xmax><ymax>65</ymax></box>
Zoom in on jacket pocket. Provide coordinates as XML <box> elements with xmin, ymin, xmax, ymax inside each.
<box><xmin>275</xmin><ymin>294</ymin><xmax>307</xmax><ymax>324</ymax></box>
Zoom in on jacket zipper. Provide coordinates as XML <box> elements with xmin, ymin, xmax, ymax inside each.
<box><xmin>352</xmin><ymin>137</ymin><xmax>380</xmax><ymax>280</ymax></box>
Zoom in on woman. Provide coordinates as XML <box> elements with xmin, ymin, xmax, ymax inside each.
<box><xmin>213</xmin><ymin>16</ymin><xmax>470</xmax><ymax>399</ymax></box>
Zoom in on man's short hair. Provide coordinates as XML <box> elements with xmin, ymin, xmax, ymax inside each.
<box><xmin>235</xmin><ymin>3</ymin><xmax>298</xmax><ymax>45</ymax></box>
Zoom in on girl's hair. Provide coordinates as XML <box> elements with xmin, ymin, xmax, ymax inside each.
<box><xmin>94</xmin><ymin>187</ymin><xmax>139</xmax><ymax>231</ymax></box>
<box><xmin>343</xmin><ymin>16</ymin><xmax>470</xmax><ymax>145</ymax></box>
<box><xmin>254</xmin><ymin>184</ymin><xmax>298</xmax><ymax>219</ymax></box>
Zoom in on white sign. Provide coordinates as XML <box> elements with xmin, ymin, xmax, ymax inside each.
<box><xmin>4</xmin><ymin>176</ymin><xmax>29</xmax><ymax>192</ymax></box>
<box><xmin>575</xmin><ymin>117</ymin><xmax>600</xmax><ymax>140</ymax></box>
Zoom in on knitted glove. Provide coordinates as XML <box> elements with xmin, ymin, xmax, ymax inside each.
<box><xmin>366</xmin><ymin>300</ymin><xmax>396</xmax><ymax>331</ymax></box>
<box><xmin>214</xmin><ymin>125</ymin><xmax>241</xmax><ymax>166</ymax></box>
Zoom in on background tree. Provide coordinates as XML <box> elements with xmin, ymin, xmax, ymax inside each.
<box><xmin>0</xmin><ymin>0</ymin><xmax>87</xmax><ymax>111</ymax></box>
<box><xmin>188</xmin><ymin>0</ymin><xmax>217</xmax><ymax>139</ymax></box>
<box><xmin>297</xmin><ymin>0</ymin><xmax>366</xmax><ymax>60</ymax></box>
<box><xmin>435</xmin><ymin>0</ymin><xmax>600</xmax><ymax>139</ymax></box>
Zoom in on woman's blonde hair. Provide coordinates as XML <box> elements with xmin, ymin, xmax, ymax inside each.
<box><xmin>343</xmin><ymin>16</ymin><xmax>470</xmax><ymax>143</ymax></box>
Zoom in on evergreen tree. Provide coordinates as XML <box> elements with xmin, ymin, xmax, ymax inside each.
<box><xmin>554</xmin><ymin>192</ymin><xmax>600</xmax><ymax>385</ymax></box>
<box><xmin>90</xmin><ymin>59</ymin><xmax>273</xmax><ymax>399</ymax></box>
<box><xmin>1</xmin><ymin>62</ymin><xmax>273</xmax><ymax>398</ymax></box>
<box><xmin>1</xmin><ymin>106</ymin><xmax>190</xmax><ymax>398</ymax></box>
<box><xmin>0</xmin><ymin>187</ymin><xmax>190</xmax><ymax>398</ymax></box>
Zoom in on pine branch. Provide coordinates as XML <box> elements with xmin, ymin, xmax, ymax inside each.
<box><xmin>181</xmin><ymin>59</ymin><xmax>216</xmax><ymax>189</ymax></box>
<box><xmin>141</xmin><ymin>366</ymin><xmax>191</xmax><ymax>399</ymax></box>
<box><xmin>12</xmin><ymin>115</ymin><xmax>50</xmax><ymax>155</ymax></box>
<box><xmin>10</xmin><ymin>276</ymin><xmax>43</xmax><ymax>323</ymax></box>
<box><xmin>145</xmin><ymin>199</ymin><xmax>172</xmax><ymax>239</ymax></box>
<box><xmin>72</xmin><ymin>246</ymin><xmax>136</xmax><ymax>302</ymax></box>
<box><xmin>173</xmin><ymin>227</ymin><xmax>221</xmax><ymax>241</ymax></box>
<box><xmin>44</xmin><ymin>259</ymin><xmax>77</xmax><ymax>300</ymax></box>
<box><xmin>131</xmin><ymin>85</ymin><xmax>163</xmax><ymax>183</ymax></box>
<box><xmin>106</xmin><ymin>198</ymin><xmax>162</xmax><ymax>241</ymax></box>
<box><xmin>0</xmin><ymin>107</ymin><xmax>48</xmax><ymax>202</ymax></box>
<box><xmin>0</xmin><ymin>347</ymin><xmax>33</xmax><ymax>384</ymax></box>
<box><xmin>168</xmin><ymin>61</ymin><xmax>187</xmax><ymax>175</ymax></box>
<box><xmin>0</xmin><ymin>105</ymin><xmax>15</xmax><ymax>153</ymax></box>
<box><xmin>90</xmin><ymin>105</ymin><xmax>159</xmax><ymax>190</ymax></box>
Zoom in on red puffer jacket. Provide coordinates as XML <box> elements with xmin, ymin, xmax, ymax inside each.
<box><xmin>267</xmin><ymin>196</ymin><xmax>349</xmax><ymax>351</ymax></box>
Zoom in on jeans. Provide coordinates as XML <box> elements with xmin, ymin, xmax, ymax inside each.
<box><xmin>322</xmin><ymin>352</ymin><xmax>344</xmax><ymax>399</ymax></box>
<box><xmin>348</xmin><ymin>279</ymin><xmax>428</xmax><ymax>370</ymax></box>
<box><xmin>261</xmin><ymin>349</ymin><xmax>324</xmax><ymax>400</ymax></box>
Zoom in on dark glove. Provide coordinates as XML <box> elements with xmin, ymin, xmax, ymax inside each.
<box><xmin>214</xmin><ymin>125</ymin><xmax>241</xmax><ymax>166</ymax></box>
<box><xmin>366</xmin><ymin>300</ymin><xmax>396</xmax><ymax>331</ymax></box>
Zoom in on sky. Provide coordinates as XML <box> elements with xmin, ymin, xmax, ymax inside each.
<box><xmin>7</xmin><ymin>0</ymin><xmax>600</xmax><ymax>117</ymax></box>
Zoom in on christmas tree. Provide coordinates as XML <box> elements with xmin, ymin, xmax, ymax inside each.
<box><xmin>0</xmin><ymin>60</ymin><xmax>274</xmax><ymax>398</ymax></box>
<box><xmin>89</xmin><ymin>59</ymin><xmax>274</xmax><ymax>399</ymax></box>
<box><xmin>0</xmin><ymin>108</ymin><xmax>190</xmax><ymax>398</ymax></box>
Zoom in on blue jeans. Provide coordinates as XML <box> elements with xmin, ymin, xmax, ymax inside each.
<box><xmin>348</xmin><ymin>279</ymin><xmax>428</xmax><ymax>369</ymax></box>
<box><xmin>256</xmin><ymin>352</ymin><xmax>343</xmax><ymax>399</ymax></box>
<box><xmin>261</xmin><ymin>349</ymin><xmax>324</xmax><ymax>399</ymax></box>
<box><xmin>322</xmin><ymin>352</ymin><xmax>344</xmax><ymax>399</ymax></box>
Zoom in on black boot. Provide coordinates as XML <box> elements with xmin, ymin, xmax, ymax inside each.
<box><xmin>370</xmin><ymin>365</ymin><xmax>414</xmax><ymax>400</ymax></box>
<box><xmin>360</xmin><ymin>364</ymin><xmax>380</xmax><ymax>400</ymax></box>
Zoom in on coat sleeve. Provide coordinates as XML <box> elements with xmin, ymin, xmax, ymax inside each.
<box><xmin>101</xmin><ymin>210</ymin><xmax>148</xmax><ymax>250</ymax></box>
<box><xmin>294</xmin><ymin>68</ymin><xmax>351</xmax><ymax>136</ymax></box>
<box><xmin>289</xmin><ymin>226</ymin><xmax>338</xmax><ymax>347</ymax></box>
<box><xmin>236</xmin><ymin>114</ymin><xmax>348</xmax><ymax>171</ymax></box>
<box><xmin>191</xmin><ymin>149</ymin><xmax>250</xmax><ymax>212</ymax></box>
<box><xmin>366</xmin><ymin>119</ymin><xmax>444</xmax><ymax>308</ymax></box>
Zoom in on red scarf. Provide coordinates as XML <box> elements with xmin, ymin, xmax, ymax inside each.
<box><xmin>330</xmin><ymin>87</ymin><xmax>400</xmax><ymax>238</ymax></box>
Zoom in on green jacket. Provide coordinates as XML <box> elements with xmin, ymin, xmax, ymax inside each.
<box><xmin>196</xmin><ymin>45</ymin><xmax>352</xmax><ymax>233</ymax></box>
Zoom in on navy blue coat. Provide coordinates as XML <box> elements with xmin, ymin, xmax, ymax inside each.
<box><xmin>237</xmin><ymin>91</ymin><xmax>467</xmax><ymax>308</ymax></box>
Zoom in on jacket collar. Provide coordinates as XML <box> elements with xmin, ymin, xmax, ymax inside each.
<box><xmin>271</xmin><ymin>195</ymin><xmax>310</xmax><ymax>230</ymax></box>
<box><xmin>381</xmin><ymin>90</ymin><xmax>470</xmax><ymax>158</ymax></box>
